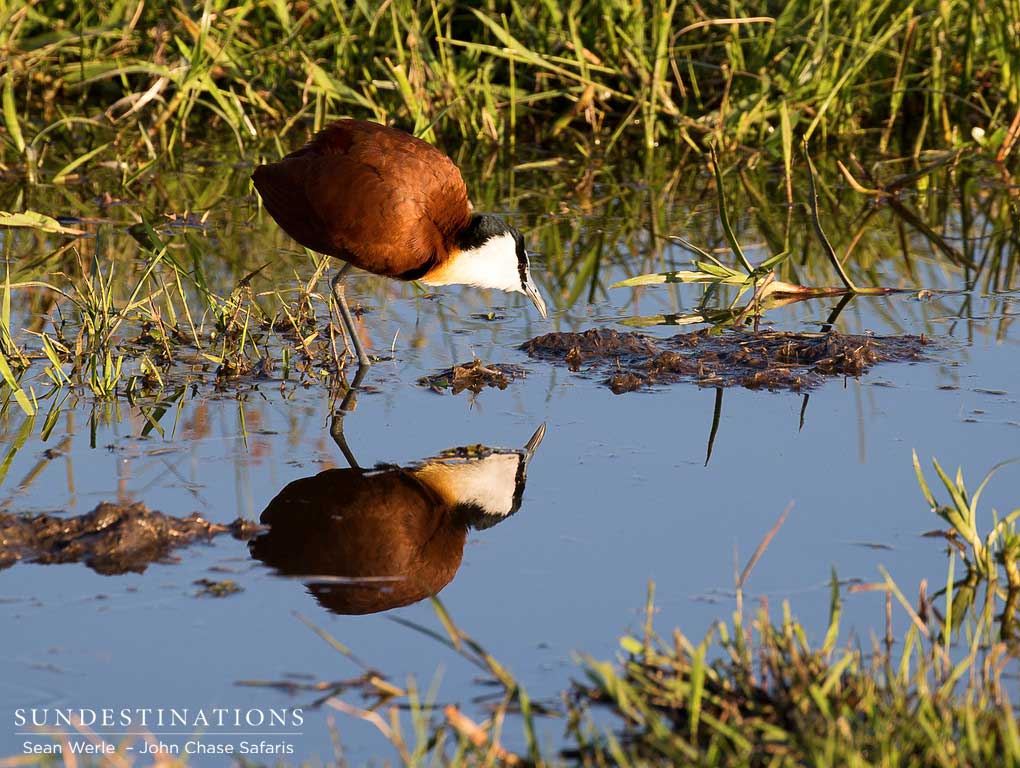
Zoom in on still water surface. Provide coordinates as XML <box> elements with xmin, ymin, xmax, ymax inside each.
<box><xmin>1</xmin><ymin>155</ymin><xmax>1018</xmax><ymax>761</ymax></box>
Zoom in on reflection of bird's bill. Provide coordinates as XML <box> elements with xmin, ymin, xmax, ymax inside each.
<box><xmin>524</xmin><ymin>273</ymin><xmax>548</xmax><ymax>319</ymax></box>
<box><xmin>523</xmin><ymin>422</ymin><xmax>546</xmax><ymax>463</ymax></box>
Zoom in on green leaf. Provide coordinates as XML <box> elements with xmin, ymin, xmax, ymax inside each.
<box><xmin>913</xmin><ymin>450</ymin><xmax>936</xmax><ymax>508</ymax></box>
<box><xmin>709</xmin><ymin>144</ymin><xmax>753</xmax><ymax>274</ymax></box>
<box><xmin>611</xmin><ymin>269</ymin><xmax>749</xmax><ymax>289</ymax></box>
<box><xmin>689</xmin><ymin>642</ymin><xmax>706</xmax><ymax>739</ymax></box>
<box><xmin>0</xmin><ymin>349</ymin><xmax>34</xmax><ymax>416</ymax></box>
<box><xmin>0</xmin><ymin>210</ymin><xmax>84</xmax><ymax>235</ymax></box>
<box><xmin>822</xmin><ymin>567</ymin><xmax>842</xmax><ymax>655</ymax></box>
<box><xmin>620</xmin><ymin>635</ymin><xmax>645</xmax><ymax>655</ymax></box>
<box><xmin>0</xmin><ymin>413</ymin><xmax>35</xmax><ymax>487</ymax></box>
<box><xmin>757</xmin><ymin>250</ymin><xmax>792</xmax><ymax>271</ymax></box>
<box><xmin>52</xmin><ymin>141</ymin><xmax>112</xmax><ymax>184</ymax></box>
<box><xmin>2</xmin><ymin>74</ymin><xmax>25</xmax><ymax>153</ymax></box>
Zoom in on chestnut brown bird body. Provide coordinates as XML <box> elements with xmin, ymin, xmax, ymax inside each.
<box><xmin>251</xmin><ymin>465</ymin><xmax>467</xmax><ymax>615</ymax></box>
<box><xmin>252</xmin><ymin>120</ymin><xmax>546</xmax><ymax>366</ymax></box>
<box><xmin>253</xmin><ymin>120</ymin><xmax>470</xmax><ymax>280</ymax></box>
<box><xmin>249</xmin><ymin>425</ymin><xmax>545</xmax><ymax>616</ymax></box>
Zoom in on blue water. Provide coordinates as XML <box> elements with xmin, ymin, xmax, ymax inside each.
<box><xmin>2</xmin><ymin>170</ymin><xmax>1019</xmax><ymax>763</ymax></box>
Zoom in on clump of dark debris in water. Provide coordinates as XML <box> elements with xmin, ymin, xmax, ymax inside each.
<box><xmin>194</xmin><ymin>578</ymin><xmax>244</xmax><ymax>597</ymax></box>
<box><xmin>418</xmin><ymin>358</ymin><xmax>527</xmax><ymax>394</ymax></box>
<box><xmin>523</xmin><ymin>327</ymin><xmax>929</xmax><ymax>393</ymax></box>
<box><xmin>0</xmin><ymin>502</ymin><xmax>262</xmax><ymax>575</ymax></box>
<box><xmin>522</xmin><ymin>328</ymin><xmax>659</xmax><ymax>371</ymax></box>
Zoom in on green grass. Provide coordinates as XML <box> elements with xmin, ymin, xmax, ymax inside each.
<box><xmin>2</xmin><ymin>0</ymin><xmax>1020</xmax><ymax>181</ymax></box>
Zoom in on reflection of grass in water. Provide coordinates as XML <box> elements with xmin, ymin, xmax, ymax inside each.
<box><xmin>519</xmin><ymin>149</ymin><xmax>1017</xmax><ymax>330</ymax></box>
<box><xmin>0</xmin><ymin>149</ymin><xmax>1016</xmax><ymax>424</ymax></box>
<box><xmin>611</xmin><ymin>144</ymin><xmax>943</xmax><ymax>332</ymax></box>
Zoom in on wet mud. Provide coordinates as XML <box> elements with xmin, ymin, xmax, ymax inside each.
<box><xmin>418</xmin><ymin>358</ymin><xmax>528</xmax><ymax>394</ymax></box>
<box><xmin>0</xmin><ymin>502</ymin><xmax>260</xmax><ymax>575</ymax></box>
<box><xmin>523</xmin><ymin>327</ymin><xmax>929</xmax><ymax>393</ymax></box>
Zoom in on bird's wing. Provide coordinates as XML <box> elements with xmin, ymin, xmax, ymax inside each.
<box><xmin>307</xmin><ymin>121</ymin><xmax>471</xmax><ymax>239</ymax></box>
<box><xmin>256</xmin><ymin>121</ymin><xmax>472</xmax><ymax>277</ymax></box>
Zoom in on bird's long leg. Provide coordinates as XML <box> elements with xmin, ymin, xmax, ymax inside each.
<box><xmin>331</xmin><ymin>262</ymin><xmax>372</xmax><ymax>368</ymax></box>
<box><xmin>329</xmin><ymin>364</ymin><xmax>368</xmax><ymax>470</ymax></box>
<box><xmin>329</xmin><ymin>413</ymin><xmax>361</xmax><ymax>470</ymax></box>
<box><xmin>328</xmin><ymin>264</ymin><xmax>370</xmax><ymax>467</ymax></box>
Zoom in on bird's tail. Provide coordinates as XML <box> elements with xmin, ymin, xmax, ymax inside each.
<box><xmin>252</xmin><ymin>160</ymin><xmax>332</xmax><ymax>255</ymax></box>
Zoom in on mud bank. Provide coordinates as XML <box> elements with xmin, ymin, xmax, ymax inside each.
<box><xmin>0</xmin><ymin>502</ymin><xmax>260</xmax><ymax>574</ymax></box>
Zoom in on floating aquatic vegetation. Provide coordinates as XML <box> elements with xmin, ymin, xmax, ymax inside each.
<box><xmin>524</xmin><ymin>327</ymin><xmax>929</xmax><ymax>394</ymax></box>
<box><xmin>418</xmin><ymin>358</ymin><xmax>528</xmax><ymax>395</ymax></box>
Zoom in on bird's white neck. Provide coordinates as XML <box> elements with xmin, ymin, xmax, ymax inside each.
<box><xmin>422</xmin><ymin>232</ymin><xmax>521</xmax><ymax>292</ymax></box>
<box><xmin>413</xmin><ymin>453</ymin><xmax>522</xmax><ymax>519</ymax></box>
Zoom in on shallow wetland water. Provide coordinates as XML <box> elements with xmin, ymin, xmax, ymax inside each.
<box><xmin>1</xmin><ymin>152</ymin><xmax>1019</xmax><ymax>761</ymax></box>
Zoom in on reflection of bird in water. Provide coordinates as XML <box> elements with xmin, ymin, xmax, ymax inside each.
<box><xmin>249</xmin><ymin>424</ymin><xmax>546</xmax><ymax>615</ymax></box>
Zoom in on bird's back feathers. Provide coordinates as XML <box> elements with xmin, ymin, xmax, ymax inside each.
<box><xmin>252</xmin><ymin>120</ymin><xmax>472</xmax><ymax>279</ymax></box>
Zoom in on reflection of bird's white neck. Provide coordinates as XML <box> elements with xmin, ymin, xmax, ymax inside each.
<box><xmin>414</xmin><ymin>453</ymin><xmax>522</xmax><ymax>519</ymax></box>
<box><xmin>422</xmin><ymin>232</ymin><xmax>521</xmax><ymax>292</ymax></box>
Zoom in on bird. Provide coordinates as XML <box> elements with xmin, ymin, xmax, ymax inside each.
<box><xmin>248</xmin><ymin>424</ymin><xmax>546</xmax><ymax>615</ymax></box>
<box><xmin>252</xmin><ymin>119</ymin><xmax>548</xmax><ymax>368</ymax></box>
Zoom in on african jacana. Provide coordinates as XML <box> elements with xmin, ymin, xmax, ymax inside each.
<box><xmin>252</xmin><ymin>120</ymin><xmax>548</xmax><ymax>367</ymax></box>
<box><xmin>249</xmin><ymin>424</ymin><xmax>546</xmax><ymax>615</ymax></box>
